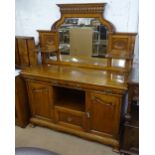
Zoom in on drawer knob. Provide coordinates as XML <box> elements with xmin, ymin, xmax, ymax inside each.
<box><xmin>67</xmin><ymin>117</ymin><xmax>72</xmax><ymax>122</ymax></box>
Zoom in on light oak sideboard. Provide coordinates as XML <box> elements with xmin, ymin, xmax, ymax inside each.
<box><xmin>21</xmin><ymin>65</ymin><xmax>127</xmax><ymax>151</ymax></box>
<box><xmin>19</xmin><ymin>3</ymin><xmax>137</xmax><ymax>152</ymax></box>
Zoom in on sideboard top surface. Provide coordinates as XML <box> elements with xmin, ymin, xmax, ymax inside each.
<box><xmin>21</xmin><ymin>65</ymin><xmax>127</xmax><ymax>90</ymax></box>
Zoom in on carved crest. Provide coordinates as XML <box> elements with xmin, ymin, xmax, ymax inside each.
<box><xmin>57</xmin><ymin>3</ymin><xmax>106</xmax><ymax>14</ymax></box>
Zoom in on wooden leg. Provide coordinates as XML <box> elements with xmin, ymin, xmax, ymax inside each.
<box><xmin>29</xmin><ymin>123</ymin><xmax>36</xmax><ymax>128</ymax></box>
<box><xmin>112</xmin><ymin>146</ymin><xmax>120</xmax><ymax>153</ymax></box>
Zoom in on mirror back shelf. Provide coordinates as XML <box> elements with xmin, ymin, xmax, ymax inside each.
<box><xmin>38</xmin><ymin>3</ymin><xmax>137</xmax><ymax>75</ymax></box>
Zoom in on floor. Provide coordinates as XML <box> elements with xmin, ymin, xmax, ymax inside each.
<box><xmin>15</xmin><ymin>125</ymin><xmax>119</xmax><ymax>155</ymax></box>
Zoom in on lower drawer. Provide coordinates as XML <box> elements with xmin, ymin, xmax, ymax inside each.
<box><xmin>54</xmin><ymin>106</ymin><xmax>85</xmax><ymax>130</ymax></box>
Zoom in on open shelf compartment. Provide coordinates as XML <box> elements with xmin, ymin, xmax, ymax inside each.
<box><xmin>53</xmin><ymin>86</ymin><xmax>85</xmax><ymax>112</ymax></box>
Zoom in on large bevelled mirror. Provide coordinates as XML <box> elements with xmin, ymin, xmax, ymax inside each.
<box><xmin>50</xmin><ymin>18</ymin><xmax>110</xmax><ymax>67</ymax></box>
<box><xmin>59</xmin><ymin>18</ymin><xmax>108</xmax><ymax>58</ymax></box>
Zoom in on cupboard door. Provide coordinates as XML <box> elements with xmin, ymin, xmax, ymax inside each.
<box><xmin>27</xmin><ymin>38</ymin><xmax>38</xmax><ymax>66</ymax></box>
<box><xmin>15</xmin><ymin>76</ymin><xmax>29</xmax><ymax>127</ymax></box>
<box><xmin>86</xmin><ymin>91</ymin><xmax>122</xmax><ymax>137</ymax></box>
<box><xmin>17</xmin><ymin>38</ymin><xmax>30</xmax><ymax>67</ymax></box>
<box><xmin>27</xmin><ymin>81</ymin><xmax>53</xmax><ymax>120</ymax></box>
<box><xmin>15</xmin><ymin>38</ymin><xmax>20</xmax><ymax>67</ymax></box>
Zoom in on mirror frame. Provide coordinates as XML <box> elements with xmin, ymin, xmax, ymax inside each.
<box><xmin>52</xmin><ymin>3</ymin><xmax>115</xmax><ymax>33</ymax></box>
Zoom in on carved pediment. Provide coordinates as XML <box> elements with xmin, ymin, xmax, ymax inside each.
<box><xmin>57</xmin><ymin>3</ymin><xmax>106</xmax><ymax>14</ymax></box>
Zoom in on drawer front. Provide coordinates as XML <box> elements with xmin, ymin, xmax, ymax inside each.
<box><xmin>55</xmin><ymin>107</ymin><xmax>85</xmax><ymax>130</ymax></box>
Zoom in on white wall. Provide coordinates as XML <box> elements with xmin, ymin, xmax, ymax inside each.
<box><xmin>15</xmin><ymin>0</ymin><xmax>139</xmax><ymax>61</ymax></box>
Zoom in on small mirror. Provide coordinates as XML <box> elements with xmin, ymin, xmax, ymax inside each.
<box><xmin>57</xmin><ymin>18</ymin><xmax>109</xmax><ymax>65</ymax></box>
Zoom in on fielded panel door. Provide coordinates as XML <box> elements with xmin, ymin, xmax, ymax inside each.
<box><xmin>86</xmin><ymin>91</ymin><xmax>122</xmax><ymax>138</ymax></box>
<box><xmin>27</xmin><ymin>81</ymin><xmax>54</xmax><ymax>120</ymax></box>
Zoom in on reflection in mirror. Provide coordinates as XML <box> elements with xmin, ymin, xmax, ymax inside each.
<box><xmin>111</xmin><ymin>59</ymin><xmax>126</xmax><ymax>68</ymax></box>
<box><xmin>110</xmin><ymin>73</ymin><xmax>125</xmax><ymax>83</ymax></box>
<box><xmin>58</xmin><ymin>18</ymin><xmax>109</xmax><ymax>60</ymax></box>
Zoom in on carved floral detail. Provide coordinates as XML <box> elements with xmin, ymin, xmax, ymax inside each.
<box><xmin>112</xmin><ymin>39</ymin><xmax>127</xmax><ymax>50</ymax></box>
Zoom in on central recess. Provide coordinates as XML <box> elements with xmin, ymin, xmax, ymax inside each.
<box><xmin>53</xmin><ymin>86</ymin><xmax>85</xmax><ymax>112</ymax></box>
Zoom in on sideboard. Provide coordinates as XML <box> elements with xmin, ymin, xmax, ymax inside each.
<box><xmin>21</xmin><ymin>64</ymin><xmax>127</xmax><ymax>151</ymax></box>
<box><xmin>19</xmin><ymin>3</ymin><xmax>137</xmax><ymax>152</ymax></box>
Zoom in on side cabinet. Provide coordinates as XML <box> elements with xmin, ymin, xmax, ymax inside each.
<box><xmin>86</xmin><ymin>91</ymin><xmax>122</xmax><ymax>138</ymax></box>
<box><xmin>15</xmin><ymin>36</ymin><xmax>38</xmax><ymax>68</ymax></box>
<box><xmin>15</xmin><ymin>75</ymin><xmax>30</xmax><ymax>127</ymax></box>
<box><xmin>27</xmin><ymin>81</ymin><xmax>54</xmax><ymax>121</ymax></box>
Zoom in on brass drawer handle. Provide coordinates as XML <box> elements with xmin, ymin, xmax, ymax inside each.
<box><xmin>64</xmin><ymin>83</ymin><xmax>69</xmax><ymax>86</ymax></box>
<box><xmin>32</xmin><ymin>88</ymin><xmax>48</xmax><ymax>92</ymax></box>
<box><xmin>76</xmin><ymin>84</ymin><xmax>81</xmax><ymax>88</ymax></box>
<box><xmin>103</xmin><ymin>89</ymin><xmax>112</xmax><ymax>94</ymax></box>
<box><xmin>76</xmin><ymin>84</ymin><xmax>83</xmax><ymax>90</ymax></box>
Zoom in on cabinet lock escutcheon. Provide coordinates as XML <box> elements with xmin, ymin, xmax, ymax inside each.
<box><xmin>86</xmin><ymin>112</ymin><xmax>91</xmax><ymax>118</ymax></box>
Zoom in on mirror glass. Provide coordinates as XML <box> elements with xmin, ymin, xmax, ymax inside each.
<box><xmin>55</xmin><ymin>18</ymin><xmax>109</xmax><ymax>66</ymax></box>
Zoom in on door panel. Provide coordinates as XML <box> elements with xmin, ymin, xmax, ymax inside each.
<box><xmin>17</xmin><ymin>39</ymin><xmax>29</xmax><ymax>66</ymax></box>
<box><xmin>86</xmin><ymin>91</ymin><xmax>122</xmax><ymax>137</ymax></box>
<box><xmin>27</xmin><ymin>81</ymin><xmax>53</xmax><ymax>120</ymax></box>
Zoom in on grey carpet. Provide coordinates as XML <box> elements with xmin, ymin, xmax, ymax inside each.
<box><xmin>16</xmin><ymin>125</ymin><xmax>119</xmax><ymax>155</ymax></box>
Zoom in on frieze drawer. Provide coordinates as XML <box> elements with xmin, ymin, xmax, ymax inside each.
<box><xmin>54</xmin><ymin>106</ymin><xmax>85</xmax><ymax>130</ymax></box>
